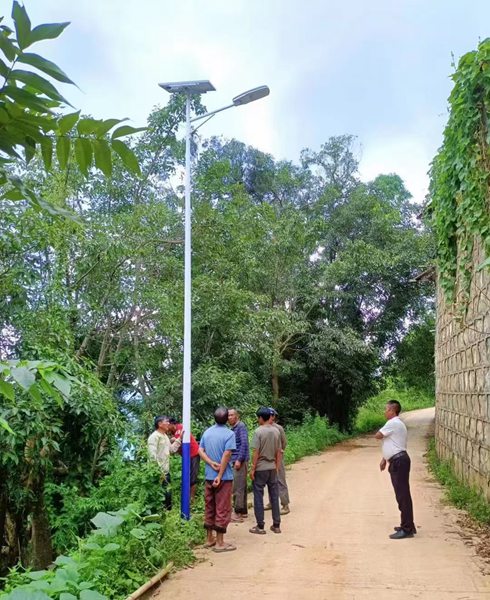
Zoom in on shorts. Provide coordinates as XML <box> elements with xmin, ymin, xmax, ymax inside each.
<box><xmin>190</xmin><ymin>455</ymin><xmax>201</xmax><ymax>486</ymax></box>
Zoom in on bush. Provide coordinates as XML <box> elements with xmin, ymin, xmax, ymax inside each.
<box><xmin>0</xmin><ymin>506</ymin><xmax>204</xmax><ymax>600</ymax></box>
<box><xmin>354</xmin><ymin>384</ymin><xmax>434</xmax><ymax>434</ymax></box>
<box><xmin>283</xmin><ymin>415</ymin><xmax>346</xmax><ymax>464</ymax></box>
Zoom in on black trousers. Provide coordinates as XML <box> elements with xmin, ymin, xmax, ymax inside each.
<box><xmin>253</xmin><ymin>469</ymin><xmax>280</xmax><ymax>528</ymax></box>
<box><xmin>388</xmin><ymin>452</ymin><xmax>415</xmax><ymax>533</ymax></box>
<box><xmin>162</xmin><ymin>472</ymin><xmax>172</xmax><ymax>510</ymax></box>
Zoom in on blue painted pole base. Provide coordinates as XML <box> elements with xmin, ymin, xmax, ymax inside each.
<box><xmin>181</xmin><ymin>442</ymin><xmax>191</xmax><ymax>520</ymax></box>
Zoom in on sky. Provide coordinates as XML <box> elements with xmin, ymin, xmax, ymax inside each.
<box><xmin>18</xmin><ymin>0</ymin><xmax>490</xmax><ymax>203</ymax></box>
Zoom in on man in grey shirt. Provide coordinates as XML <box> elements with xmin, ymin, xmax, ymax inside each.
<box><xmin>269</xmin><ymin>408</ymin><xmax>290</xmax><ymax>514</ymax></box>
<box><xmin>249</xmin><ymin>406</ymin><xmax>282</xmax><ymax>535</ymax></box>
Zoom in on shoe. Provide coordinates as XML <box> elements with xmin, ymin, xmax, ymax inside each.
<box><xmin>389</xmin><ymin>529</ymin><xmax>414</xmax><ymax>539</ymax></box>
<box><xmin>394</xmin><ymin>526</ymin><xmax>417</xmax><ymax>534</ymax></box>
<box><xmin>270</xmin><ymin>525</ymin><xmax>281</xmax><ymax>534</ymax></box>
<box><xmin>280</xmin><ymin>505</ymin><xmax>290</xmax><ymax>515</ymax></box>
<box><xmin>264</xmin><ymin>503</ymin><xmax>272</xmax><ymax>511</ymax></box>
<box><xmin>249</xmin><ymin>525</ymin><xmax>266</xmax><ymax>535</ymax></box>
<box><xmin>231</xmin><ymin>513</ymin><xmax>243</xmax><ymax>523</ymax></box>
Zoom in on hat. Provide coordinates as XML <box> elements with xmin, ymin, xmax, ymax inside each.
<box><xmin>268</xmin><ymin>407</ymin><xmax>278</xmax><ymax>416</ymax></box>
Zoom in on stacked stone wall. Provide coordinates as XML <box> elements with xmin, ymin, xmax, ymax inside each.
<box><xmin>435</xmin><ymin>241</ymin><xmax>490</xmax><ymax>500</ymax></box>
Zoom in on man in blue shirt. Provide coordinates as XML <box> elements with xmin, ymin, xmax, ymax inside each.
<box><xmin>199</xmin><ymin>407</ymin><xmax>237</xmax><ymax>553</ymax></box>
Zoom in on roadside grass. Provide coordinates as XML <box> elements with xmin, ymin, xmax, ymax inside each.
<box><xmin>355</xmin><ymin>386</ymin><xmax>434</xmax><ymax>434</ymax></box>
<box><xmin>427</xmin><ymin>438</ymin><xmax>490</xmax><ymax>525</ymax></box>
<box><xmin>284</xmin><ymin>415</ymin><xmax>346</xmax><ymax>464</ymax></box>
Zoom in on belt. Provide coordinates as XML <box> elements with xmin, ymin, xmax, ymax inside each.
<box><xmin>389</xmin><ymin>450</ymin><xmax>407</xmax><ymax>462</ymax></box>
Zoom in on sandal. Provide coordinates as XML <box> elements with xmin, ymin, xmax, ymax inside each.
<box><xmin>249</xmin><ymin>526</ymin><xmax>266</xmax><ymax>535</ymax></box>
<box><xmin>212</xmin><ymin>543</ymin><xmax>237</xmax><ymax>553</ymax></box>
<box><xmin>203</xmin><ymin>540</ymin><xmax>216</xmax><ymax>548</ymax></box>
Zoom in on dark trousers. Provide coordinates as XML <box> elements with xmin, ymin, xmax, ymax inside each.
<box><xmin>232</xmin><ymin>461</ymin><xmax>248</xmax><ymax>515</ymax></box>
<box><xmin>162</xmin><ymin>472</ymin><xmax>172</xmax><ymax>510</ymax></box>
<box><xmin>389</xmin><ymin>452</ymin><xmax>415</xmax><ymax>533</ymax></box>
<box><xmin>253</xmin><ymin>469</ymin><xmax>280</xmax><ymax>529</ymax></box>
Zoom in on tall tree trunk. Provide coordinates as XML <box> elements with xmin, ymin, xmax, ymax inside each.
<box><xmin>30</xmin><ymin>475</ymin><xmax>53</xmax><ymax>569</ymax></box>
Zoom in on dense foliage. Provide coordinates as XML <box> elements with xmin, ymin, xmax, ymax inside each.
<box><xmin>0</xmin><ymin>2</ymin><xmax>435</xmax><ymax>595</ymax></box>
<box><xmin>430</xmin><ymin>38</ymin><xmax>490</xmax><ymax>309</ymax></box>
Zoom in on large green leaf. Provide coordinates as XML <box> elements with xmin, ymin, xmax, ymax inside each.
<box><xmin>90</xmin><ymin>512</ymin><xmax>124</xmax><ymax>530</ymax></box>
<box><xmin>29</xmin><ymin>22</ymin><xmax>70</xmax><ymax>46</ymax></box>
<box><xmin>93</xmin><ymin>139</ymin><xmax>112</xmax><ymax>177</ymax></box>
<box><xmin>11</xmin><ymin>366</ymin><xmax>36</xmax><ymax>390</ymax></box>
<box><xmin>44</xmin><ymin>371</ymin><xmax>71</xmax><ymax>397</ymax></box>
<box><xmin>74</xmin><ymin>137</ymin><xmax>93</xmax><ymax>176</ymax></box>
<box><xmin>11</xmin><ymin>69</ymin><xmax>71</xmax><ymax>104</ymax></box>
<box><xmin>0</xmin><ymin>33</ymin><xmax>17</xmax><ymax>61</ymax></box>
<box><xmin>56</xmin><ymin>136</ymin><xmax>71</xmax><ymax>170</ymax></box>
<box><xmin>111</xmin><ymin>139</ymin><xmax>141</xmax><ymax>175</ymax></box>
<box><xmin>12</xmin><ymin>1</ymin><xmax>31</xmax><ymax>50</ymax></box>
<box><xmin>2</xmin><ymin>85</ymin><xmax>53</xmax><ymax>113</ymax></box>
<box><xmin>0</xmin><ymin>417</ymin><xmax>14</xmax><ymax>434</ymax></box>
<box><xmin>77</xmin><ymin>118</ymin><xmax>101</xmax><ymax>135</ymax></box>
<box><xmin>111</xmin><ymin>124</ymin><xmax>146</xmax><ymax>139</ymax></box>
<box><xmin>40</xmin><ymin>136</ymin><xmax>53</xmax><ymax>170</ymax></box>
<box><xmin>0</xmin><ymin>378</ymin><xmax>15</xmax><ymax>401</ymax></box>
<box><xmin>96</xmin><ymin>118</ymin><xmax>126</xmax><ymax>137</ymax></box>
<box><xmin>17</xmin><ymin>52</ymin><xmax>75</xmax><ymax>85</ymax></box>
<box><xmin>58</xmin><ymin>110</ymin><xmax>80</xmax><ymax>135</ymax></box>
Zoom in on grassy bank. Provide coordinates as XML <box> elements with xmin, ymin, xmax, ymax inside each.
<box><xmin>427</xmin><ymin>438</ymin><xmax>490</xmax><ymax>525</ymax></box>
<box><xmin>354</xmin><ymin>386</ymin><xmax>434</xmax><ymax>434</ymax></box>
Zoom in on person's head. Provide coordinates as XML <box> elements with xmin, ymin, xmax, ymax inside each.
<box><xmin>154</xmin><ymin>415</ymin><xmax>170</xmax><ymax>432</ymax></box>
<box><xmin>268</xmin><ymin>407</ymin><xmax>278</xmax><ymax>422</ymax></box>
<box><xmin>228</xmin><ymin>408</ymin><xmax>240</xmax><ymax>426</ymax></box>
<box><xmin>256</xmin><ymin>406</ymin><xmax>273</xmax><ymax>425</ymax></box>
<box><xmin>214</xmin><ymin>406</ymin><xmax>229</xmax><ymax>425</ymax></box>
<box><xmin>384</xmin><ymin>400</ymin><xmax>401</xmax><ymax>420</ymax></box>
<box><xmin>167</xmin><ymin>417</ymin><xmax>178</xmax><ymax>435</ymax></box>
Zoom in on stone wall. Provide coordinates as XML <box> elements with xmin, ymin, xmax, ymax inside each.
<box><xmin>435</xmin><ymin>240</ymin><xmax>490</xmax><ymax>500</ymax></box>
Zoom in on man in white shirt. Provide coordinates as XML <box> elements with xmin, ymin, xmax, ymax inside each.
<box><xmin>375</xmin><ymin>400</ymin><xmax>416</xmax><ymax>539</ymax></box>
<box><xmin>148</xmin><ymin>415</ymin><xmax>182</xmax><ymax>510</ymax></box>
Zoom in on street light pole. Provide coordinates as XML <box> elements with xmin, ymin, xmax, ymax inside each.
<box><xmin>158</xmin><ymin>81</ymin><xmax>270</xmax><ymax>520</ymax></box>
<box><xmin>181</xmin><ymin>92</ymin><xmax>192</xmax><ymax>519</ymax></box>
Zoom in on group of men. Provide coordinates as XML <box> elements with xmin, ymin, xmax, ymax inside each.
<box><xmin>147</xmin><ymin>406</ymin><xmax>291</xmax><ymax>553</ymax></box>
<box><xmin>148</xmin><ymin>399</ymin><xmax>416</xmax><ymax>552</ymax></box>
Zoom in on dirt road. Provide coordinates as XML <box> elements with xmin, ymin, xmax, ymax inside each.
<box><xmin>150</xmin><ymin>408</ymin><xmax>490</xmax><ymax>599</ymax></box>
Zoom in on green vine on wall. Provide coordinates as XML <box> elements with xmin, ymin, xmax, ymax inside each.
<box><xmin>430</xmin><ymin>38</ymin><xmax>490</xmax><ymax>311</ymax></box>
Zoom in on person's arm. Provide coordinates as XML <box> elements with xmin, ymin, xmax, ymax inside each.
<box><xmin>236</xmin><ymin>424</ymin><xmax>249</xmax><ymax>467</ymax></box>
<box><xmin>249</xmin><ymin>447</ymin><xmax>259</xmax><ymax>480</ymax></box>
<box><xmin>280</xmin><ymin>427</ymin><xmax>287</xmax><ymax>451</ymax></box>
<box><xmin>213</xmin><ymin>449</ymin><xmax>232</xmax><ymax>487</ymax></box>
<box><xmin>374</xmin><ymin>431</ymin><xmax>384</xmax><ymax>440</ymax></box>
<box><xmin>198</xmin><ymin>447</ymin><xmax>221</xmax><ymax>471</ymax></box>
<box><xmin>275</xmin><ymin>446</ymin><xmax>281</xmax><ymax>471</ymax></box>
<box><xmin>170</xmin><ymin>436</ymin><xmax>182</xmax><ymax>453</ymax></box>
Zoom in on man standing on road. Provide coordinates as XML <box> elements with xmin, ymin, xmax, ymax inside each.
<box><xmin>268</xmin><ymin>408</ymin><xmax>290</xmax><ymax>515</ymax></box>
<box><xmin>147</xmin><ymin>416</ymin><xmax>182</xmax><ymax>510</ymax></box>
<box><xmin>249</xmin><ymin>406</ymin><xmax>282</xmax><ymax>535</ymax></box>
<box><xmin>168</xmin><ymin>418</ymin><xmax>201</xmax><ymax>504</ymax></box>
<box><xmin>199</xmin><ymin>407</ymin><xmax>237</xmax><ymax>553</ymax></box>
<box><xmin>375</xmin><ymin>400</ymin><xmax>416</xmax><ymax>539</ymax></box>
<box><xmin>228</xmin><ymin>408</ymin><xmax>249</xmax><ymax>522</ymax></box>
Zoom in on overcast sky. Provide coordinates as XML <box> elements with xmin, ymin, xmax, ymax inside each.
<box><xmin>20</xmin><ymin>0</ymin><xmax>490</xmax><ymax>202</ymax></box>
